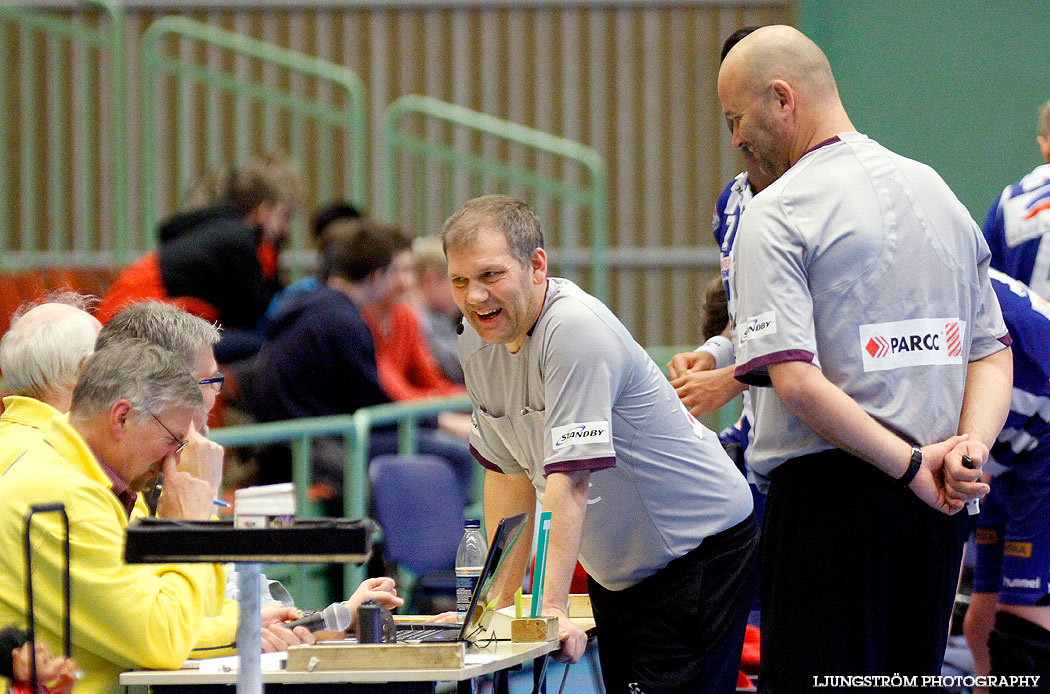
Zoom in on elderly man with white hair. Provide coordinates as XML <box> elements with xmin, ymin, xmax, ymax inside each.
<box><xmin>0</xmin><ymin>293</ymin><xmax>101</xmax><ymax>473</ymax></box>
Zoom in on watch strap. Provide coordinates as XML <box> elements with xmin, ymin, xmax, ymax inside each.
<box><xmin>897</xmin><ymin>447</ymin><xmax>922</xmax><ymax>487</ymax></box>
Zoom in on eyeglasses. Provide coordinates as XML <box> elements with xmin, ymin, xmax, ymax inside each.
<box><xmin>197</xmin><ymin>374</ymin><xmax>225</xmax><ymax>393</ymax></box>
<box><xmin>148</xmin><ymin>411</ymin><xmax>189</xmax><ymax>454</ymax></box>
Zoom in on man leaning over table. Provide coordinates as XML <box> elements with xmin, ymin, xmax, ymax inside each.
<box><xmin>445</xmin><ymin>194</ymin><xmax>756</xmax><ymax>694</ymax></box>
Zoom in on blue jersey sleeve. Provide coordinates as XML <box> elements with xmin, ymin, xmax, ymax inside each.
<box><xmin>711</xmin><ymin>180</ymin><xmax>735</xmax><ymax>247</ymax></box>
<box><xmin>983</xmin><ymin>193</ymin><xmax>1007</xmax><ymax>274</ymax></box>
<box><xmin>992</xmin><ymin>276</ymin><xmax>1050</xmax><ymax>395</ymax></box>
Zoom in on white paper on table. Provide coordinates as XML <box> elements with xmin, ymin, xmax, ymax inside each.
<box><xmin>195</xmin><ymin>652</ymin><xmax>288</xmax><ymax>673</ymax></box>
<box><xmin>464</xmin><ymin>653</ymin><xmax>499</xmax><ymax>665</ymax></box>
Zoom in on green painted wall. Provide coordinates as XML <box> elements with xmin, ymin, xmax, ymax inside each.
<box><xmin>799</xmin><ymin>0</ymin><xmax>1050</xmax><ymax>222</ymax></box>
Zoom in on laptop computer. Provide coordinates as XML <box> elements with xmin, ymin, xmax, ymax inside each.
<box><xmin>398</xmin><ymin>512</ymin><xmax>528</xmax><ymax>643</ymax></box>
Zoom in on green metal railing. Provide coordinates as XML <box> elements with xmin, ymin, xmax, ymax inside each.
<box><xmin>139</xmin><ymin>16</ymin><xmax>368</xmax><ymax>257</ymax></box>
<box><xmin>380</xmin><ymin>94</ymin><xmax>611</xmax><ymax>303</ymax></box>
<box><xmin>0</xmin><ymin>0</ymin><xmax>128</xmax><ymax>269</ymax></box>
<box><xmin>210</xmin><ymin>395</ymin><xmax>471</xmax><ymax>606</ymax></box>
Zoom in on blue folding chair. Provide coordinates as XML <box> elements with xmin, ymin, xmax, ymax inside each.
<box><xmin>368</xmin><ymin>454</ymin><xmax>465</xmax><ymax>613</ymax></box>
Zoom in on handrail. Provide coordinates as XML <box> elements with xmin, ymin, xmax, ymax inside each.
<box><xmin>139</xmin><ymin>16</ymin><xmax>368</xmax><ymax>246</ymax></box>
<box><xmin>209</xmin><ymin>394</ymin><xmax>472</xmax><ymax>598</ymax></box>
<box><xmin>380</xmin><ymin>94</ymin><xmax>610</xmax><ymax>303</ymax></box>
<box><xmin>0</xmin><ymin>0</ymin><xmax>128</xmax><ymax>267</ymax></box>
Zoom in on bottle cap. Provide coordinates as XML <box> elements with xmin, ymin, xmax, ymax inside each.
<box><xmin>465</xmin><ymin>518</ymin><xmax>481</xmax><ymax>529</ymax></box>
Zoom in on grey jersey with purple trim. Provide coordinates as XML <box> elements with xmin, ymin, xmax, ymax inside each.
<box><xmin>461</xmin><ymin>277</ymin><xmax>753</xmax><ymax>590</ymax></box>
<box><xmin>731</xmin><ymin>132</ymin><xmax>1010</xmax><ymax>482</ymax></box>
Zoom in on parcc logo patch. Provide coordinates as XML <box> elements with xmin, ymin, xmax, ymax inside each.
<box><xmin>858</xmin><ymin>318</ymin><xmax>966</xmax><ymax>372</ymax></box>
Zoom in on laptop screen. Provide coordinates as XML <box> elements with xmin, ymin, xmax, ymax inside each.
<box><xmin>459</xmin><ymin>512</ymin><xmax>528</xmax><ymax>642</ymax></box>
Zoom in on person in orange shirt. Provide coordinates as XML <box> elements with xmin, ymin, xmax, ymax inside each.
<box><xmin>362</xmin><ymin>228</ymin><xmax>465</xmax><ymax>402</ymax></box>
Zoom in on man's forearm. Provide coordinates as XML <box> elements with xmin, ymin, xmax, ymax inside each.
<box><xmin>958</xmin><ymin>347</ymin><xmax>1012</xmax><ymax>448</ymax></box>
<box><xmin>538</xmin><ymin>471</ymin><xmax>589</xmax><ymax>614</ymax></box>
<box><xmin>483</xmin><ymin>469</ymin><xmax>536</xmax><ymax>605</ymax></box>
<box><xmin>768</xmin><ymin>360</ymin><xmax>912</xmax><ymax>478</ymax></box>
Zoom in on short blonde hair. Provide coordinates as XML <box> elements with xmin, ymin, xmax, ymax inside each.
<box><xmin>441</xmin><ymin>195</ymin><xmax>543</xmax><ymax>266</ymax></box>
<box><xmin>412</xmin><ymin>236</ymin><xmax>447</xmax><ymax>275</ymax></box>
<box><xmin>1039</xmin><ymin>98</ymin><xmax>1050</xmax><ymax>140</ymax></box>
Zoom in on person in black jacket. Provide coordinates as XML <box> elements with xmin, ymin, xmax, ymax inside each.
<box><xmin>98</xmin><ymin>153</ymin><xmax>305</xmax><ymax>363</ymax></box>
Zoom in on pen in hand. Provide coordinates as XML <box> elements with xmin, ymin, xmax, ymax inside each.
<box><xmin>155</xmin><ymin>484</ymin><xmax>230</xmax><ymax>508</ymax></box>
<box><xmin>961</xmin><ymin>455</ymin><xmax>980</xmax><ymax>516</ymax></box>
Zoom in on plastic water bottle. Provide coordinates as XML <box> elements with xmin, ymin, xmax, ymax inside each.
<box><xmin>455</xmin><ymin>519</ymin><xmax>487</xmax><ymax>619</ymax></box>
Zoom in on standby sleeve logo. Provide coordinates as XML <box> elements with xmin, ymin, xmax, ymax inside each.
<box><xmin>738</xmin><ymin>310</ymin><xmax>777</xmax><ymax>344</ymax></box>
<box><xmin>859</xmin><ymin>318</ymin><xmax>966</xmax><ymax>372</ymax></box>
<box><xmin>551</xmin><ymin>421</ymin><xmax>611</xmax><ymax>450</ymax></box>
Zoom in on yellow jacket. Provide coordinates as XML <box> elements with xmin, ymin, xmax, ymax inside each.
<box><xmin>0</xmin><ymin>415</ymin><xmax>227</xmax><ymax>694</ymax></box>
<box><xmin>0</xmin><ymin>395</ymin><xmax>60</xmax><ymax>473</ymax></box>
<box><xmin>0</xmin><ymin>397</ymin><xmax>240</xmax><ymax>657</ymax></box>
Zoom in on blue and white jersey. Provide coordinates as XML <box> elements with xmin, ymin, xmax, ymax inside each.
<box><xmin>710</xmin><ymin>171</ymin><xmax>754</xmax><ymax>453</ymax></box>
<box><xmin>712</xmin><ymin>171</ymin><xmax>752</xmax><ymax>312</ymax></box>
<box><xmin>987</xmin><ymin>269</ymin><xmax>1050</xmax><ymax>475</ymax></box>
<box><xmin>983</xmin><ymin>163</ymin><xmax>1050</xmax><ymax>297</ymax></box>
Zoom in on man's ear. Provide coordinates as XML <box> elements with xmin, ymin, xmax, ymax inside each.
<box><xmin>770</xmin><ymin>79</ymin><xmax>796</xmax><ymax>120</ymax></box>
<box><xmin>530</xmin><ymin>247</ymin><xmax>548</xmax><ymax>284</ymax></box>
<box><xmin>108</xmin><ymin>399</ymin><xmax>133</xmax><ymax>440</ymax></box>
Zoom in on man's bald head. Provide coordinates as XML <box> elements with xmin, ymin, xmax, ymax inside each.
<box><xmin>0</xmin><ymin>298</ymin><xmax>101</xmax><ymax>411</ymax></box>
<box><xmin>718</xmin><ymin>25</ymin><xmax>853</xmax><ymax>177</ymax></box>
<box><xmin>719</xmin><ymin>25</ymin><xmax>839</xmax><ymax>107</ymax></box>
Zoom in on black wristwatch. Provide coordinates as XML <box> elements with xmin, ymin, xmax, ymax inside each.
<box><xmin>897</xmin><ymin>447</ymin><xmax>922</xmax><ymax>487</ymax></box>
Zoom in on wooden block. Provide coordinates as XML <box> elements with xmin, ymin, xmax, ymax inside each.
<box><xmin>286</xmin><ymin>642</ymin><xmax>465</xmax><ymax>672</ymax></box>
<box><xmin>510</xmin><ymin>617</ymin><xmax>558</xmax><ymax>643</ymax></box>
<box><xmin>518</xmin><ymin>593</ymin><xmax>593</xmax><ymax>618</ymax></box>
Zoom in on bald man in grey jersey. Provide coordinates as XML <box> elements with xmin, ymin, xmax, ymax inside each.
<box><xmin>719</xmin><ymin>26</ymin><xmax>1012</xmax><ymax>690</ymax></box>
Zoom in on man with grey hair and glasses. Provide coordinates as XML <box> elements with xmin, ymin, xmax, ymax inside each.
<box><xmin>0</xmin><ymin>292</ymin><xmax>101</xmax><ymax>473</ymax></box>
<box><xmin>96</xmin><ymin>301</ymin><xmax>226</xmax><ymax>500</ymax></box>
<box><xmin>92</xmin><ymin>304</ymin><xmax>405</xmax><ymax>663</ymax></box>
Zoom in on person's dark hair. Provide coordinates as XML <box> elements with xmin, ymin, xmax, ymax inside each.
<box><xmin>311</xmin><ymin>201</ymin><xmax>363</xmax><ymax>240</ymax></box>
<box><xmin>323</xmin><ymin>219</ymin><xmax>398</xmax><ymax>283</ymax></box>
<box><xmin>387</xmin><ymin>229</ymin><xmax>412</xmax><ymax>254</ymax></box>
<box><xmin>700</xmin><ymin>275</ymin><xmax>729</xmax><ymax>341</ymax></box>
<box><xmin>720</xmin><ymin>26</ymin><xmax>761</xmax><ymax>63</ymax></box>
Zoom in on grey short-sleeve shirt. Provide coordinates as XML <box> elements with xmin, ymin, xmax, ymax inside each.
<box><xmin>731</xmin><ymin>133</ymin><xmax>1010</xmax><ymax>480</ymax></box>
<box><xmin>462</xmin><ymin>278</ymin><xmax>753</xmax><ymax>590</ymax></box>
